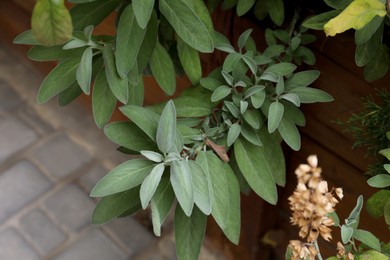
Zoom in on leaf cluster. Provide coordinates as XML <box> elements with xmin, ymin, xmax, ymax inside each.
<box><xmin>303</xmin><ymin>0</ymin><xmax>390</xmax><ymax>82</ymax></box>
<box><xmin>327</xmin><ymin>196</ymin><xmax>390</xmax><ymax>260</ymax></box>
<box><xmin>13</xmin><ymin>1</ymin><xmax>337</xmax><ymax>259</ymax></box>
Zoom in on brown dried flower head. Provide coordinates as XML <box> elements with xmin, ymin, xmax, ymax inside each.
<box><xmin>288</xmin><ymin>240</ymin><xmax>317</xmax><ymax>260</ymax></box>
<box><xmin>288</xmin><ymin>155</ymin><xmax>343</xmax><ymax>243</ymax></box>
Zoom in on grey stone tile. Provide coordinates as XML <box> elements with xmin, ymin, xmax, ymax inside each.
<box><xmin>108</xmin><ymin>217</ymin><xmax>156</xmax><ymax>256</ymax></box>
<box><xmin>45</xmin><ymin>184</ymin><xmax>95</xmax><ymax>231</ymax></box>
<box><xmin>53</xmin><ymin>228</ymin><xmax>127</xmax><ymax>260</ymax></box>
<box><xmin>0</xmin><ymin>80</ymin><xmax>23</xmax><ymax>111</ymax></box>
<box><xmin>33</xmin><ymin>133</ymin><xmax>92</xmax><ymax>178</ymax></box>
<box><xmin>20</xmin><ymin>209</ymin><xmax>67</xmax><ymax>255</ymax></box>
<box><xmin>0</xmin><ymin>115</ymin><xmax>38</xmax><ymax>162</ymax></box>
<box><xmin>0</xmin><ymin>228</ymin><xmax>40</xmax><ymax>260</ymax></box>
<box><xmin>78</xmin><ymin>164</ymin><xmax>107</xmax><ymax>193</ymax></box>
<box><xmin>17</xmin><ymin>105</ymin><xmax>54</xmax><ymax>134</ymax></box>
<box><xmin>0</xmin><ymin>161</ymin><xmax>52</xmax><ymax>223</ymax></box>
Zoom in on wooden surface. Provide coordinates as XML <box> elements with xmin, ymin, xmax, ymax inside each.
<box><xmin>2</xmin><ymin>1</ymin><xmax>389</xmax><ymax>259</ymax></box>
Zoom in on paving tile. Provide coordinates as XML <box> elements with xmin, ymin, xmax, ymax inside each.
<box><xmin>0</xmin><ymin>228</ymin><xmax>40</xmax><ymax>260</ymax></box>
<box><xmin>45</xmin><ymin>184</ymin><xmax>95</xmax><ymax>231</ymax></box>
<box><xmin>108</xmin><ymin>217</ymin><xmax>156</xmax><ymax>256</ymax></box>
<box><xmin>20</xmin><ymin>209</ymin><xmax>67</xmax><ymax>255</ymax></box>
<box><xmin>0</xmin><ymin>80</ymin><xmax>23</xmax><ymax>111</ymax></box>
<box><xmin>33</xmin><ymin>133</ymin><xmax>92</xmax><ymax>178</ymax></box>
<box><xmin>78</xmin><ymin>164</ymin><xmax>107</xmax><ymax>193</ymax></box>
<box><xmin>17</xmin><ymin>105</ymin><xmax>54</xmax><ymax>134</ymax></box>
<box><xmin>53</xmin><ymin>228</ymin><xmax>127</xmax><ymax>260</ymax></box>
<box><xmin>0</xmin><ymin>161</ymin><xmax>52</xmax><ymax>223</ymax></box>
<box><xmin>0</xmin><ymin>115</ymin><xmax>38</xmax><ymax>162</ymax></box>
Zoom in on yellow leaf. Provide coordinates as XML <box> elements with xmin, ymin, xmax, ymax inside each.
<box><xmin>31</xmin><ymin>0</ymin><xmax>73</xmax><ymax>46</ymax></box>
<box><xmin>324</xmin><ymin>0</ymin><xmax>386</xmax><ymax>37</ymax></box>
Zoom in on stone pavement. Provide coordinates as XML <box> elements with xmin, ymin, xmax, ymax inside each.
<box><xmin>0</xmin><ymin>43</ymin><xmax>225</xmax><ymax>260</ymax></box>
<box><xmin>0</xmin><ymin>42</ymin><xmax>157</xmax><ymax>260</ymax></box>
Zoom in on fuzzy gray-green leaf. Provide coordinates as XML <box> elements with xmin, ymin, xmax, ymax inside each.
<box><xmin>37</xmin><ymin>57</ymin><xmax>79</xmax><ymax>103</ymax></box>
<box><xmin>170</xmin><ymin>160</ymin><xmax>194</xmax><ymax>216</ymax></box>
<box><xmin>151</xmin><ymin>178</ymin><xmax>174</xmax><ymax>236</ymax></box>
<box><xmin>160</xmin><ymin>0</ymin><xmax>214</xmax><ymax>52</ymax></box>
<box><xmin>133</xmin><ymin>0</ymin><xmax>155</xmax><ymax>29</ymax></box>
<box><xmin>116</xmin><ymin>4</ymin><xmax>147</xmax><ymax>78</ymax></box>
<box><xmin>234</xmin><ymin>137</ymin><xmax>278</xmax><ymax>204</ymax></box>
<box><xmin>76</xmin><ymin>47</ymin><xmax>93</xmax><ymax>94</ymax></box>
<box><xmin>175</xmin><ymin>206</ymin><xmax>206</xmax><ymax>260</ymax></box>
<box><xmin>156</xmin><ymin>100</ymin><xmax>177</xmax><ymax>153</ymax></box>
<box><xmin>90</xmin><ymin>159</ymin><xmax>155</xmax><ymax>197</ymax></box>
<box><xmin>103</xmin><ymin>45</ymin><xmax>128</xmax><ymax>104</ymax></box>
<box><xmin>188</xmin><ymin>160</ymin><xmax>213</xmax><ymax>215</ymax></box>
<box><xmin>150</xmin><ymin>42</ymin><xmax>176</xmax><ymax>95</ymax></box>
<box><xmin>140</xmin><ymin>163</ymin><xmax>165</xmax><ymax>209</ymax></box>
<box><xmin>92</xmin><ymin>68</ymin><xmax>117</xmax><ymax>128</ymax></box>
<box><xmin>92</xmin><ymin>187</ymin><xmax>141</xmax><ymax>225</ymax></box>
<box><xmin>268</xmin><ymin>102</ymin><xmax>284</xmax><ymax>133</ymax></box>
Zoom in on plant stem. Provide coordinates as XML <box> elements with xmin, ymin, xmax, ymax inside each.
<box><xmin>314</xmin><ymin>241</ymin><xmax>323</xmax><ymax>260</ymax></box>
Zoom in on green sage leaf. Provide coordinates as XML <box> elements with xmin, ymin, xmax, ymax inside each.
<box><xmin>151</xmin><ymin>177</ymin><xmax>174</xmax><ymax>236</ymax></box>
<box><xmin>341</xmin><ymin>224</ymin><xmax>354</xmax><ymax>244</ymax></box>
<box><xmin>285</xmin><ymin>70</ymin><xmax>320</xmax><ymax>90</ymax></box>
<box><xmin>133</xmin><ymin>0</ymin><xmax>155</xmax><ymax>29</ymax></box>
<box><xmin>137</xmin><ymin>11</ymin><xmax>158</xmax><ymax>73</ymax></box>
<box><xmin>242</xmin><ymin>109</ymin><xmax>263</xmax><ymax>129</ymax></box>
<box><xmin>76</xmin><ymin>47</ymin><xmax>93</xmax><ymax>94</ymax></box>
<box><xmin>227</xmin><ymin>123</ymin><xmax>241</xmax><ymax>146</ymax></box>
<box><xmin>90</xmin><ymin>159</ymin><xmax>155</xmax><ymax>197</ymax></box>
<box><xmin>222</xmin><ymin>163</ymin><xmax>241</xmax><ymax>244</ymax></box>
<box><xmin>37</xmin><ymin>57</ymin><xmax>79</xmax><ymax>103</ymax></box>
<box><xmin>367</xmin><ymin>174</ymin><xmax>390</xmax><ymax>188</ymax></box>
<box><xmin>120</xmin><ymin>105</ymin><xmax>159</xmax><ymax>141</ymax></box>
<box><xmin>160</xmin><ymin>0</ymin><xmax>214</xmax><ymax>52</ymax></box>
<box><xmin>177</xmin><ymin>37</ymin><xmax>202</xmax><ymax>85</ymax></box>
<box><xmin>188</xmin><ymin>161</ymin><xmax>213</xmax><ymax>215</ymax></box>
<box><xmin>70</xmin><ymin>0</ymin><xmax>121</xmax><ymax>30</ymax></box>
<box><xmin>150</xmin><ymin>42</ymin><xmax>176</xmax><ymax>95</ymax></box>
<box><xmin>196</xmin><ymin>151</ymin><xmax>230</xmax><ymax>229</ymax></box>
<box><xmin>116</xmin><ymin>4</ymin><xmax>147</xmax><ymax>78</ymax></box>
<box><xmin>268</xmin><ymin>102</ymin><xmax>284</xmax><ymax>133</ymax></box>
<box><xmin>92</xmin><ymin>68</ymin><xmax>117</xmax><ymax>128</ymax></box>
<box><xmin>234</xmin><ymin>137</ymin><xmax>278</xmax><ymax>204</ymax></box>
<box><xmin>288</xmin><ymin>87</ymin><xmax>333</xmax><ymax>103</ymax></box>
<box><xmin>28</xmin><ymin>45</ymin><xmax>84</xmax><ymax>61</ymax></box>
<box><xmin>92</xmin><ymin>187</ymin><xmax>141</xmax><ymax>225</ymax></box>
<box><xmin>104</xmin><ymin>122</ymin><xmax>157</xmax><ymax>152</ymax></box>
<box><xmin>237</xmin><ymin>0</ymin><xmax>255</xmax><ymax>16</ymax></box>
<box><xmin>13</xmin><ymin>30</ymin><xmax>41</xmax><ymax>45</ymax></box>
<box><xmin>171</xmin><ymin>160</ymin><xmax>194</xmax><ymax>216</ymax></box>
<box><xmin>278</xmin><ymin>118</ymin><xmax>301</xmax><ymax>151</ymax></box>
<box><xmin>366</xmin><ymin>190</ymin><xmax>390</xmax><ymax>218</ymax></box>
<box><xmin>103</xmin><ymin>45</ymin><xmax>128</xmax><ymax>104</ymax></box>
<box><xmin>175</xmin><ymin>206</ymin><xmax>207</xmax><ymax>260</ymax></box>
<box><xmin>140</xmin><ymin>163</ymin><xmax>165</xmax><ymax>209</ymax></box>
<box><xmin>364</xmin><ymin>44</ymin><xmax>389</xmax><ymax>82</ymax></box>
<box><xmin>156</xmin><ymin>100</ymin><xmax>177</xmax><ymax>153</ymax></box>
<box><xmin>265</xmin><ymin>0</ymin><xmax>284</xmax><ymax>26</ymax></box>
<box><xmin>353</xmin><ymin>229</ymin><xmax>381</xmax><ymax>251</ymax></box>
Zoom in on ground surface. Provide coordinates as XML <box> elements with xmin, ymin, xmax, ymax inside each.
<box><xmin>0</xmin><ymin>43</ymin><xmax>222</xmax><ymax>260</ymax></box>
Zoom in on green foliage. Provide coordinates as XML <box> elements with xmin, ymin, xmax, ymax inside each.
<box><xmin>17</xmin><ymin>1</ymin><xmax>340</xmax><ymax>259</ymax></box>
<box><xmin>304</xmin><ymin>0</ymin><xmax>389</xmax><ymax>82</ymax></box>
<box><xmin>340</xmin><ymin>90</ymin><xmax>390</xmax><ymax>177</ymax></box>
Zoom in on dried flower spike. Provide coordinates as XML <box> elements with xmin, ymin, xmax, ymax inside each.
<box><xmin>288</xmin><ymin>155</ymin><xmax>343</xmax><ymax>244</ymax></box>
